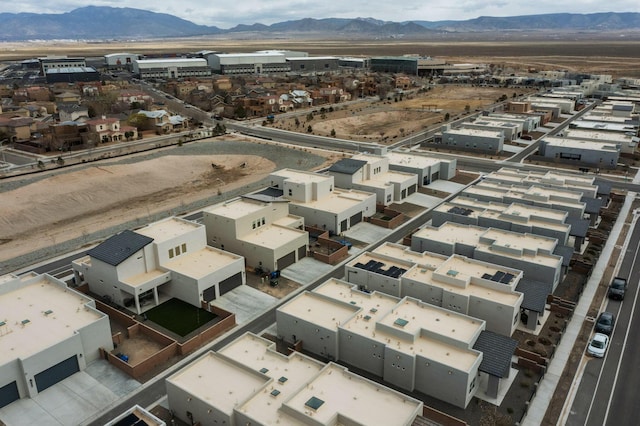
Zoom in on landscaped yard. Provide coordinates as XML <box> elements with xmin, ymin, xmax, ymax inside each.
<box><xmin>145</xmin><ymin>298</ymin><xmax>217</xmax><ymax>337</ymax></box>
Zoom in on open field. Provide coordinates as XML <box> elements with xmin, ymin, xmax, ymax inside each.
<box><xmin>272</xmin><ymin>86</ymin><xmax>532</xmax><ymax>143</ymax></box>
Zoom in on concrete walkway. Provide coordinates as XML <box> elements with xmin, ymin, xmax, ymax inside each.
<box><xmin>523</xmin><ymin>183</ymin><xmax>637</xmax><ymax>425</ymax></box>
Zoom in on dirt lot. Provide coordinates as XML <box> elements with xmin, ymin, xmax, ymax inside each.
<box><xmin>271</xmin><ymin>86</ymin><xmax>532</xmax><ymax>143</ymax></box>
<box><xmin>0</xmin><ymin>137</ymin><xmax>337</xmax><ymax>269</ymax></box>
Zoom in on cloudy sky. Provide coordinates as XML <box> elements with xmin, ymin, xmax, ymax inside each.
<box><xmin>4</xmin><ymin>1</ymin><xmax>640</xmax><ymax>28</ymax></box>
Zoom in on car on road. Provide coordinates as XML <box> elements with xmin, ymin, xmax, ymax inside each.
<box><xmin>608</xmin><ymin>277</ymin><xmax>627</xmax><ymax>300</ymax></box>
<box><xmin>587</xmin><ymin>333</ymin><xmax>609</xmax><ymax>358</ymax></box>
<box><xmin>595</xmin><ymin>311</ymin><xmax>615</xmax><ymax>335</ymax></box>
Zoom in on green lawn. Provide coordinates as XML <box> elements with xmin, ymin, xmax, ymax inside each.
<box><xmin>145</xmin><ymin>298</ymin><xmax>216</xmax><ymax>337</ymax></box>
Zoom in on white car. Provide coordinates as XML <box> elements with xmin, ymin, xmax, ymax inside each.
<box><xmin>587</xmin><ymin>333</ymin><xmax>609</xmax><ymax>358</ymax></box>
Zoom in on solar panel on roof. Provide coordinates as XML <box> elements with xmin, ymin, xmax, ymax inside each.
<box><xmin>492</xmin><ymin>271</ymin><xmax>506</xmax><ymax>282</ymax></box>
<box><xmin>500</xmin><ymin>273</ymin><xmax>515</xmax><ymax>284</ymax></box>
<box><xmin>482</xmin><ymin>273</ymin><xmax>493</xmax><ymax>280</ymax></box>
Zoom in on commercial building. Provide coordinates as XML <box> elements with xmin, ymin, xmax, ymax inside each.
<box><xmin>385</xmin><ymin>151</ymin><xmax>457</xmax><ymax>185</ymax></box>
<box><xmin>132</xmin><ymin>58</ymin><xmax>211</xmax><ymax>80</ymax></box>
<box><xmin>277</xmin><ymin>278</ymin><xmax>518</xmax><ymax>408</ymax></box>
<box><xmin>266</xmin><ymin>169</ymin><xmax>377</xmax><ymax>234</ymax></box>
<box><xmin>287</xmin><ymin>56</ymin><xmax>340</xmax><ymax>72</ymax></box>
<box><xmin>371</xmin><ymin>56</ymin><xmax>418</xmax><ymax>75</ymax></box>
<box><xmin>166</xmin><ymin>332</ymin><xmax>423</xmax><ymax>426</ymax></box>
<box><xmin>538</xmin><ymin>136</ymin><xmax>620</xmax><ymax>169</ymax></box>
<box><xmin>39</xmin><ymin>56</ymin><xmax>86</xmax><ymax>74</ymax></box>
<box><xmin>202</xmin><ymin>196</ymin><xmax>309</xmax><ymax>272</ymax></box>
<box><xmin>72</xmin><ymin>217</ymin><xmax>245</xmax><ymax>314</ymax></box>
<box><xmin>45</xmin><ymin>67</ymin><xmax>100</xmax><ymax>83</ymax></box>
<box><xmin>435</xmin><ymin>126</ymin><xmax>505</xmax><ymax>154</ymax></box>
<box><xmin>338</xmin><ymin>57</ymin><xmax>371</xmax><ymax>68</ymax></box>
<box><xmin>0</xmin><ymin>273</ymin><xmax>113</xmax><ymax>408</ymax></box>
<box><xmin>327</xmin><ymin>154</ymin><xmax>418</xmax><ymax>205</ymax></box>
<box><xmin>208</xmin><ymin>52</ymin><xmax>290</xmax><ymax>75</ymax></box>
<box><xmin>103</xmin><ymin>53</ymin><xmax>141</xmax><ymax>69</ymax></box>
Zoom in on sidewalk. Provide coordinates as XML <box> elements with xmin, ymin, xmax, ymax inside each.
<box><xmin>523</xmin><ymin>180</ymin><xmax>637</xmax><ymax>425</ymax></box>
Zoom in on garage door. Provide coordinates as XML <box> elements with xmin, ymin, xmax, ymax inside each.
<box><xmin>35</xmin><ymin>356</ymin><xmax>79</xmax><ymax>393</ymax></box>
<box><xmin>219</xmin><ymin>272</ymin><xmax>243</xmax><ymax>296</ymax></box>
<box><xmin>0</xmin><ymin>381</ymin><xmax>19</xmax><ymax>409</ymax></box>
<box><xmin>277</xmin><ymin>251</ymin><xmax>296</xmax><ymax>270</ymax></box>
<box><xmin>350</xmin><ymin>212</ymin><xmax>362</xmax><ymax>226</ymax></box>
<box><xmin>202</xmin><ymin>284</ymin><xmax>217</xmax><ymax>302</ymax></box>
<box><xmin>297</xmin><ymin>245</ymin><xmax>307</xmax><ymax>260</ymax></box>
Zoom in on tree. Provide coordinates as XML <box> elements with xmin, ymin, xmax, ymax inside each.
<box><xmin>234</xmin><ymin>105</ymin><xmax>247</xmax><ymax>119</ymax></box>
<box><xmin>444</xmin><ymin>112</ymin><xmax>450</xmax><ymax>121</ymax></box>
<box><xmin>464</xmin><ymin>104</ymin><xmax>471</xmax><ymax>113</ymax></box>
<box><xmin>294</xmin><ymin>118</ymin><xmax>300</xmax><ymax>128</ymax></box>
<box><xmin>306</xmin><ymin>113</ymin><xmax>314</xmax><ymax>121</ymax></box>
<box><xmin>56</xmin><ymin>156</ymin><xmax>64</xmax><ymax>166</ymax></box>
<box><xmin>37</xmin><ymin>160</ymin><xmax>45</xmax><ymax>170</ymax></box>
<box><xmin>124</xmin><ymin>131</ymin><xmax>134</xmax><ymax>141</ymax></box>
<box><xmin>330</xmin><ymin>129</ymin><xmax>336</xmax><ymax>137</ymax></box>
<box><xmin>307</xmin><ymin>125</ymin><xmax>313</xmax><ymax>133</ymax></box>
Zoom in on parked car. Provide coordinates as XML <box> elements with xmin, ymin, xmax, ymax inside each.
<box><xmin>595</xmin><ymin>312</ymin><xmax>615</xmax><ymax>335</ymax></box>
<box><xmin>587</xmin><ymin>333</ymin><xmax>609</xmax><ymax>358</ymax></box>
<box><xmin>608</xmin><ymin>277</ymin><xmax>627</xmax><ymax>300</ymax></box>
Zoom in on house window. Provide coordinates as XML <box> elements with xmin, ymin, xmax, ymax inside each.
<box><xmin>288</xmin><ymin>189</ymin><xmax>293</xmax><ymax>196</ymax></box>
<box><xmin>169</xmin><ymin>248</ymin><xmax>175</xmax><ymax>258</ymax></box>
<box><xmin>469</xmin><ymin>377</ymin><xmax>476</xmax><ymax>393</ymax></box>
<box><xmin>253</xmin><ymin>222</ymin><xmax>256</xmax><ymax>229</ymax></box>
<box><xmin>182</xmin><ymin>243</ymin><xmax>187</xmax><ymax>253</ymax></box>
<box><xmin>262</xmin><ymin>217</ymin><xmax>265</xmax><ymax>225</ymax></box>
<box><xmin>175</xmin><ymin>245</ymin><xmax>181</xmax><ymax>256</ymax></box>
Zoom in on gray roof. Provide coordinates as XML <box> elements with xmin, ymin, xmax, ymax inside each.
<box><xmin>567</xmin><ymin>217</ymin><xmax>589</xmax><ymax>238</ymax></box>
<box><xmin>87</xmin><ymin>230</ymin><xmax>153</xmax><ymax>266</ymax></box>
<box><xmin>243</xmin><ymin>187</ymin><xmax>286</xmax><ymax>203</ymax></box>
<box><xmin>327</xmin><ymin>159</ymin><xmax>367</xmax><ymax>175</ymax></box>
<box><xmin>554</xmin><ymin>245</ymin><xmax>574</xmax><ymax>267</ymax></box>
<box><xmin>473</xmin><ymin>330</ymin><xmax>517</xmax><ymax>378</ymax></box>
<box><xmin>516</xmin><ymin>279</ymin><xmax>552</xmax><ymax>313</ymax></box>
<box><xmin>582</xmin><ymin>197</ymin><xmax>603</xmax><ymax>215</ymax></box>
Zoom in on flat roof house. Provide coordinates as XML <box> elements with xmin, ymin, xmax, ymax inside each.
<box><xmin>277</xmin><ymin>278</ymin><xmax>517</xmax><ymax>408</ymax></box>
<box><xmin>0</xmin><ymin>273</ymin><xmax>113</xmax><ymax>408</ymax></box>
<box><xmin>437</xmin><ymin>126</ymin><xmax>505</xmax><ymax>154</ymax></box>
<box><xmin>349</xmin><ymin>242</ymin><xmax>525</xmax><ymax>335</ymax></box>
<box><xmin>539</xmin><ymin>136</ymin><xmax>620</xmax><ymax>169</ymax></box>
<box><xmin>268</xmin><ymin>169</ymin><xmax>376</xmax><ymax>234</ymax></box>
<box><xmin>385</xmin><ymin>151</ymin><xmax>457</xmax><ymax>186</ymax></box>
<box><xmin>72</xmin><ymin>218</ymin><xmax>245</xmax><ymax>314</ymax></box>
<box><xmin>166</xmin><ymin>332</ymin><xmax>422</xmax><ymax>426</ymax></box>
<box><xmin>433</xmin><ymin>199</ymin><xmax>572</xmax><ymax>247</ymax></box>
<box><xmin>327</xmin><ymin>153</ymin><xmax>418</xmax><ymax>205</ymax></box>
<box><xmin>202</xmin><ymin>196</ymin><xmax>309</xmax><ymax>272</ymax></box>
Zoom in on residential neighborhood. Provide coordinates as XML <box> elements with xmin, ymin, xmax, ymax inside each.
<box><xmin>1</xmin><ymin>10</ymin><xmax>640</xmax><ymax>426</ymax></box>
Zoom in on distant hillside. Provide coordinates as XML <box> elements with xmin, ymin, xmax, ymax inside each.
<box><xmin>0</xmin><ymin>7</ymin><xmax>638</xmax><ymax>41</ymax></box>
<box><xmin>435</xmin><ymin>12</ymin><xmax>640</xmax><ymax>32</ymax></box>
<box><xmin>0</xmin><ymin>6</ymin><xmax>219</xmax><ymax>41</ymax></box>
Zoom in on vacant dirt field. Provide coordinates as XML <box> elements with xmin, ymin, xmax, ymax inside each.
<box><xmin>272</xmin><ymin>86</ymin><xmax>528</xmax><ymax>143</ymax></box>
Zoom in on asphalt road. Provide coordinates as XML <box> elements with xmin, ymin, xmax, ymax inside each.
<box><xmin>566</xmin><ymin>213</ymin><xmax>640</xmax><ymax>426</ymax></box>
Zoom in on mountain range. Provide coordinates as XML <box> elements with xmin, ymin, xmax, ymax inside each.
<box><xmin>1</xmin><ymin>6</ymin><xmax>639</xmax><ymax>41</ymax></box>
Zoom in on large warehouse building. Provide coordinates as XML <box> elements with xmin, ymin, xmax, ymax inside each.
<box><xmin>208</xmin><ymin>52</ymin><xmax>291</xmax><ymax>75</ymax></box>
<box><xmin>132</xmin><ymin>58</ymin><xmax>211</xmax><ymax>79</ymax></box>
